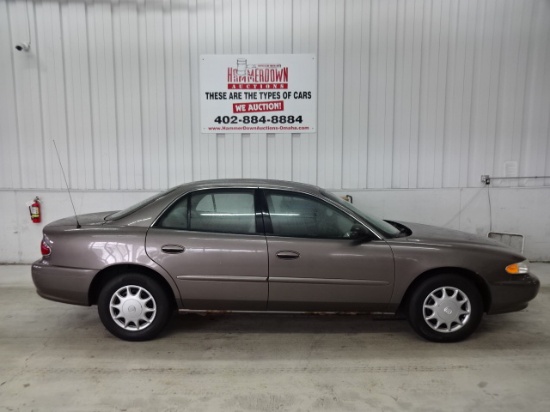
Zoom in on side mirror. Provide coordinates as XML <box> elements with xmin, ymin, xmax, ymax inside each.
<box><xmin>348</xmin><ymin>224</ymin><xmax>371</xmax><ymax>241</ymax></box>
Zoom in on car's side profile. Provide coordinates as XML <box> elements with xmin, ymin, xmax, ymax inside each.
<box><xmin>32</xmin><ymin>179</ymin><xmax>540</xmax><ymax>342</ymax></box>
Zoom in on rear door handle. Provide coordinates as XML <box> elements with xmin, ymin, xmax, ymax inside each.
<box><xmin>276</xmin><ymin>250</ymin><xmax>300</xmax><ymax>260</ymax></box>
<box><xmin>161</xmin><ymin>244</ymin><xmax>185</xmax><ymax>254</ymax></box>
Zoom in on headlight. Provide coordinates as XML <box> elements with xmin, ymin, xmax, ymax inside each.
<box><xmin>505</xmin><ymin>260</ymin><xmax>529</xmax><ymax>275</ymax></box>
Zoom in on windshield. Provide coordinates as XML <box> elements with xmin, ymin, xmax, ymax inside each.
<box><xmin>105</xmin><ymin>187</ymin><xmax>179</xmax><ymax>221</ymax></box>
<box><xmin>321</xmin><ymin>190</ymin><xmax>401</xmax><ymax>238</ymax></box>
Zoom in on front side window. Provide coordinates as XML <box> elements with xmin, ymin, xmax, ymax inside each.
<box><xmin>264</xmin><ymin>191</ymin><xmax>357</xmax><ymax>239</ymax></box>
<box><xmin>321</xmin><ymin>190</ymin><xmax>401</xmax><ymax>238</ymax></box>
<box><xmin>156</xmin><ymin>189</ymin><xmax>256</xmax><ymax>235</ymax></box>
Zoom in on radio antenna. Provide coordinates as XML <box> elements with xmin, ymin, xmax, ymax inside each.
<box><xmin>53</xmin><ymin>140</ymin><xmax>81</xmax><ymax>228</ymax></box>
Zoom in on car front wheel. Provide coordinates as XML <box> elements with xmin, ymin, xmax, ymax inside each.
<box><xmin>98</xmin><ymin>273</ymin><xmax>172</xmax><ymax>341</ymax></box>
<box><xmin>407</xmin><ymin>274</ymin><xmax>483</xmax><ymax>342</ymax></box>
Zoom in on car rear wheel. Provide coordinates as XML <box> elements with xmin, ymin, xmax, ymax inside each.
<box><xmin>407</xmin><ymin>274</ymin><xmax>483</xmax><ymax>342</ymax></box>
<box><xmin>98</xmin><ymin>273</ymin><xmax>172</xmax><ymax>341</ymax></box>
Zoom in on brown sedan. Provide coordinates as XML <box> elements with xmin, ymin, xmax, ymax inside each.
<box><xmin>32</xmin><ymin>179</ymin><xmax>539</xmax><ymax>342</ymax></box>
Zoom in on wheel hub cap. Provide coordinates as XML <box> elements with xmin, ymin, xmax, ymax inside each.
<box><xmin>109</xmin><ymin>285</ymin><xmax>157</xmax><ymax>331</ymax></box>
<box><xmin>122</xmin><ymin>299</ymin><xmax>142</xmax><ymax>319</ymax></box>
<box><xmin>423</xmin><ymin>286</ymin><xmax>471</xmax><ymax>333</ymax></box>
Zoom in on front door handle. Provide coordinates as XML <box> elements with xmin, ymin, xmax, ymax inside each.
<box><xmin>161</xmin><ymin>244</ymin><xmax>185</xmax><ymax>254</ymax></box>
<box><xmin>276</xmin><ymin>250</ymin><xmax>300</xmax><ymax>260</ymax></box>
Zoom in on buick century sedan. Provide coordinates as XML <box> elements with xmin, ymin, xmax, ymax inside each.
<box><xmin>32</xmin><ymin>179</ymin><xmax>539</xmax><ymax>342</ymax></box>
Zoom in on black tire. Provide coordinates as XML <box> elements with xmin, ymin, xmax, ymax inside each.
<box><xmin>407</xmin><ymin>274</ymin><xmax>483</xmax><ymax>342</ymax></box>
<box><xmin>98</xmin><ymin>273</ymin><xmax>172</xmax><ymax>341</ymax></box>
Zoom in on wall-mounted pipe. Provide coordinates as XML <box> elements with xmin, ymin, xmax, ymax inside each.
<box><xmin>482</xmin><ymin>175</ymin><xmax>550</xmax><ymax>185</ymax></box>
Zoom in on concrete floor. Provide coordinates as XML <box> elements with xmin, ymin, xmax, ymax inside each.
<box><xmin>1</xmin><ymin>264</ymin><xmax>549</xmax><ymax>412</ymax></box>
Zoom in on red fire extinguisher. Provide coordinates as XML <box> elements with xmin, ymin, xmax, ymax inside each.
<box><xmin>29</xmin><ymin>196</ymin><xmax>41</xmax><ymax>223</ymax></box>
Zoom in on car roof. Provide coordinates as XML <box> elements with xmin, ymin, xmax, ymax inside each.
<box><xmin>174</xmin><ymin>179</ymin><xmax>323</xmax><ymax>196</ymax></box>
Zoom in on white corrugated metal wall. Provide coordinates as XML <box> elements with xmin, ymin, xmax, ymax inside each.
<box><xmin>1</xmin><ymin>0</ymin><xmax>549</xmax><ymax>192</ymax></box>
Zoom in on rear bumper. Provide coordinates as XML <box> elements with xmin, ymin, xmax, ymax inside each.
<box><xmin>31</xmin><ymin>260</ymin><xmax>97</xmax><ymax>306</ymax></box>
<box><xmin>488</xmin><ymin>273</ymin><xmax>540</xmax><ymax>315</ymax></box>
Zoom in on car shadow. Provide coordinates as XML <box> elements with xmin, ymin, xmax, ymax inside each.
<box><xmin>167</xmin><ymin>312</ymin><xmax>407</xmax><ymax>335</ymax></box>
<box><xmin>154</xmin><ymin>307</ymin><xmax>550</xmax><ymax>355</ymax></box>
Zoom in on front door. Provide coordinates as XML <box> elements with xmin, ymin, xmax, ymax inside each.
<box><xmin>262</xmin><ymin>190</ymin><xmax>395</xmax><ymax>312</ymax></box>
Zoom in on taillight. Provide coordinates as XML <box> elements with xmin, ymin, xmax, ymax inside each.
<box><xmin>41</xmin><ymin>239</ymin><xmax>51</xmax><ymax>256</ymax></box>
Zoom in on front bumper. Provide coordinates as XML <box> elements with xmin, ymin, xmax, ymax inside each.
<box><xmin>32</xmin><ymin>260</ymin><xmax>98</xmax><ymax>306</ymax></box>
<box><xmin>488</xmin><ymin>272</ymin><xmax>540</xmax><ymax>315</ymax></box>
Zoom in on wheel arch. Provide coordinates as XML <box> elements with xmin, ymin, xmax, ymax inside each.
<box><xmin>88</xmin><ymin>264</ymin><xmax>179</xmax><ymax>309</ymax></box>
<box><xmin>397</xmin><ymin>267</ymin><xmax>491</xmax><ymax>315</ymax></box>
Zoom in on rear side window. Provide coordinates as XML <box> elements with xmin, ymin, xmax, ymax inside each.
<box><xmin>156</xmin><ymin>196</ymin><xmax>189</xmax><ymax>230</ymax></box>
<box><xmin>264</xmin><ymin>191</ymin><xmax>357</xmax><ymax>239</ymax></box>
<box><xmin>156</xmin><ymin>190</ymin><xmax>257</xmax><ymax>235</ymax></box>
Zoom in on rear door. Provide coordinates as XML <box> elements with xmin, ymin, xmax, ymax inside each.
<box><xmin>262</xmin><ymin>190</ymin><xmax>395</xmax><ymax>312</ymax></box>
<box><xmin>146</xmin><ymin>188</ymin><xmax>268</xmax><ymax>310</ymax></box>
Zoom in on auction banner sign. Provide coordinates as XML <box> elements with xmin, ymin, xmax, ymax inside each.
<box><xmin>200</xmin><ymin>54</ymin><xmax>317</xmax><ymax>134</ymax></box>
